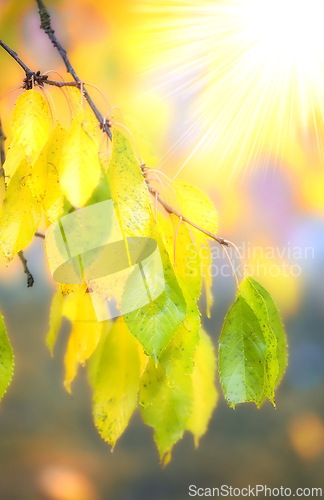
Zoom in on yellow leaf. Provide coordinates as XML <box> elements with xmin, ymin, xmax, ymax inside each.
<box><xmin>0</xmin><ymin>159</ymin><xmax>42</xmax><ymax>260</ymax></box>
<box><xmin>42</xmin><ymin>125</ymin><xmax>66</xmax><ymax>222</ymax></box>
<box><xmin>27</xmin><ymin>144</ymin><xmax>48</xmax><ymax>201</ymax></box>
<box><xmin>0</xmin><ymin>175</ymin><xmax>5</xmax><ymax>207</ymax></box>
<box><xmin>11</xmin><ymin>89</ymin><xmax>51</xmax><ymax>165</ymax></box>
<box><xmin>2</xmin><ymin>142</ymin><xmax>25</xmax><ymax>181</ymax></box>
<box><xmin>88</xmin><ymin>318</ymin><xmax>141</xmax><ymax>448</ymax></box>
<box><xmin>157</xmin><ymin>213</ymin><xmax>202</xmax><ymax>301</ymax></box>
<box><xmin>59</xmin><ymin>283</ymin><xmax>86</xmax><ymax>296</ymax></box>
<box><xmin>27</xmin><ymin>124</ymin><xmax>65</xmax><ymax>219</ymax></box>
<box><xmin>187</xmin><ymin>329</ymin><xmax>218</xmax><ymax>447</ymax></box>
<box><xmin>164</xmin><ymin>181</ymin><xmax>217</xmax><ymax>316</ymax></box>
<box><xmin>174</xmin><ymin>182</ymin><xmax>218</xmax><ymax>236</ymax></box>
<box><xmin>64</xmin><ymin>87</ymin><xmax>99</xmax><ymax>141</ymax></box>
<box><xmin>46</xmin><ymin>289</ymin><xmax>64</xmax><ymax>356</ymax></box>
<box><xmin>59</xmin><ymin>112</ymin><xmax>101</xmax><ymax>208</ymax></box>
<box><xmin>63</xmin><ymin>290</ymin><xmax>103</xmax><ymax>392</ymax></box>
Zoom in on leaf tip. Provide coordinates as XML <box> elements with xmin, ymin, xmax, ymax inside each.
<box><xmin>161</xmin><ymin>450</ymin><xmax>172</xmax><ymax>468</ymax></box>
<box><xmin>63</xmin><ymin>380</ymin><xmax>72</xmax><ymax>395</ymax></box>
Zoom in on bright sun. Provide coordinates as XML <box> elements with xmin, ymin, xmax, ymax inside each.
<box><xmin>243</xmin><ymin>0</ymin><xmax>324</xmax><ymax>72</ymax></box>
<box><xmin>136</xmin><ymin>0</ymin><xmax>324</xmax><ymax>179</ymax></box>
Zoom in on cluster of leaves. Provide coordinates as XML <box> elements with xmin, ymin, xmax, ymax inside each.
<box><xmin>0</xmin><ymin>87</ymin><xmax>287</xmax><ymax>464</ymax></box>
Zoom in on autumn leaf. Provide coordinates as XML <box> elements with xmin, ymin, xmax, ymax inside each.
<box><xmin>11</xmin><ymin>89</ymin><xmax>51</xmax><ymax>165</ymax></box>
<box><xmin>59</xmin><ymin>112</ymin><xmax>101</xmax><ymax>208</ymax></box>
<box><xmin>0</xmin><ymin>159</ymin><xmax>42</xmax><ymax>260</ymax></box>
<box><xmin>88</xmin><ymin>318</ymin><xmax>140</xmax><ymax>448</ymax></box>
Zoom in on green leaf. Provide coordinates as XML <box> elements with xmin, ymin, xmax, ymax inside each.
<box><xmin>107</xmin><ymin>128</ymin><xmax>153</xmax><ymax>238</ymax></box>
<box><xmin>248</xmin><ymin>278</ymin><xmax>288</xmax><ymax>384</ymax></box>
<box><xmin>239</xmin><ymin>277</ymin><xmax>279</xmax><ymax>405</ymax></box>
<box><xmin>187</xmin><ymin>329</ymin><xmax>218</xmax><ymax>446</ymax></box>
<box><xmin>0</xmin><ymin>313</ymin><xmax>14</xmax><ymax>402</ymax></box>
<box><xmin>156</xmin><ymin>214</ymin><xmax>201</xmax><ymax>380</ymax></box>
<box><xmin>139</xmin><ymin>358</ymin><xmax>193</xmax><ymax>464</ymax></box>
<box><xmin>122</xmin><ymin>237</ymin><xmax>187</xmax><ymax>361</ymax></box>
<box><xmin>159</xmin><ymin>277</ymin><xmax>200</xmax><ymax>384</ymax></box>
<box><xmin>88</xmin><ymin>318</ymin><xmax>141</xmax><ymax>448</ymax></box>
<box><xmin>218</xmin><ymin>295</ymin><xmax>267</xmax><ymax>408</ymax></box>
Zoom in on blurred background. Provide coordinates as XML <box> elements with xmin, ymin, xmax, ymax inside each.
<box><xmin>0</xmin><ymin>0</ymin><xmax>324</xmax><ymax>498</ymax></box>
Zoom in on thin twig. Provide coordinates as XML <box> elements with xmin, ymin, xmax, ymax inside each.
<box><xmin>0</xmin><ymin>40</ymin><xmax>34</xmax><ymax>77</ymax></box>
<box><xmin>45</xmin><ymin>79</ymin><xmax>80</xmax><ymax>88</ymax></box>
<box><xmin>0</xmin><ymin>117</ymin><xmax>6</xmax><ymax>178</ymax></box>
<box><xmin>18</xmin><ymin>251</ymin><xmax>35</xmax><ymax>287</ymax></box>
<box><xmin>35</xmin><ymin>0</ymin><xmax>112</xmax><ymax>139</ymax></box>
<box><xmin>35</xmin><ymin>232</ymin><xmax>45</xmax><ymax>239</ymax></box>
<box><xmin>146</xmin><ymin>183</ymin><xmax>228</xmax><ymax>247</ymax></box>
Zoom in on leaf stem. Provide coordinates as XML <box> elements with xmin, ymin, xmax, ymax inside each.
<box><xmin>223</xmin><ymin>239</ymin><xmax>246</xmax><ymax>277</ymax></box>
<box><xmin>222</xmin><ymin>245</ymin><xmax>240</xmax><ymax>288</ymax></box>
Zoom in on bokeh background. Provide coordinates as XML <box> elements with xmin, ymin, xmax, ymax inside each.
<box><xmin>0</xmin><ymin>0</ymin><xmax>324</xmax><ymax>498</ymax></box>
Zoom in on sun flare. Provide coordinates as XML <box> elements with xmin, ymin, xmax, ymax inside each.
<box><xmin>135</xmin><ymin>0</ymin><xmax>324</xmax><ymax>179</ymax></box>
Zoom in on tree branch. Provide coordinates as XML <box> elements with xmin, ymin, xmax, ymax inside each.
<box><xmin>0</xmin><ymin>117</ymin><xmax>6</xmax><ymax>179</ymax></box>
<box><xmin>0</xmin><ymin>7</ymin><xmax>243</xmax><ymax>279</ymax></box>
<box><xmin>0</xmin><ymin>40</ymin><xmax>34</xmax><ymax>78</ymax></box>
<box><xmin>18</xmin><ymin>251</ymin><xmax>35</xmax><ymax>287</ymax></box>
<box><xmin>35</xmin><ymin>0</ymin><xmax>112</xmax><ymax>139</ymax></box>
<box><xmin>145</xmin><ymin>181</ymin><xmax>228</xmax><ymax>247</ymax></box>
<box><xmin>35</xmin><ymin>232</ymin><xmax>45</xmax><ymax>239</ymax></box>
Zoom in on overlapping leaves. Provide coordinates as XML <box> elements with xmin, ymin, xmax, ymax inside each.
<box><xmin>219</xmin><ymin>277</ymin><xmax>287</xmax><ymax>408</ymax></box>
<box><xmin>0</xmin><ymin>89</ymin><xmax>288</xmax><ymax>463</ymax></box>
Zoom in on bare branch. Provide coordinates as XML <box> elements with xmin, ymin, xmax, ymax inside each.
<box><xmin>145</xmin><ymin>182</ymin><xmax>228</xmax><ymax>247</ymax></box>
<box><xmin>18</xmin><ymin>251</ymin><xmax>35</xmax><ymax>287</ymax></box>
<box><xmin>0</xmin><ymin>117</ymin><xmax>6</xmax><ymax>178</ymax></box>
<box><xmin>35</xmin><ymin>0</ymin><xmax>112</xmax><ymax>139</ymax></box>
<box><xmin>0</xmin><ymin>39</ymin><xmax>34</xmax><ymax>78</ymax></box>
<box><xmin>35</xmin><ymin>232</ymin><xmax>45</xmax><ymax>239</ymax></box>
<box><xmin>45</xmin><ymin>79</ymin><xmax>80</xmax><ymax>88</ymax></box>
